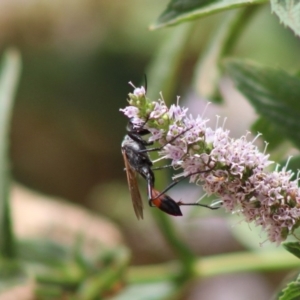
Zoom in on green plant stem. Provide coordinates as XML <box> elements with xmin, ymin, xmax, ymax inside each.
<box><xmin>146</xmin><ymin>22</ymin><xmax>194</xmax><ymax>101</ymax></box>
<box><xmin>152</xmin><ymin>211</ymin><xmax>196</xmax><ymax>278</ymax></box>
<box><xmin>194</xmin><ymin>5</ymin><xmax>260</xmax><ymax>100</ymax></box>
<box><xmin>221</xmin><ymin>5</ymin><xmax>261</xmax><ymax>56</ymax></box>
<box><xmin>146</xmin><ymin>23</ymin><xmax>198</xmax><ymax>277</ymax></box>
<box><xmin>128</xmin><ymin>249</ymin><xmax>300</xmax><ymax>283</ymax></box>
<box><xmin>0</xmin><ymin>49</ymin><xmax>22</xmax><ymax>258</ymax></box>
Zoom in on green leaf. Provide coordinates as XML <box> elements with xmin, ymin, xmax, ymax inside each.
<box><xmin>225</xmin><ymin>60</ymin><xmax>300</xmax><ymax>150</ymax></box>
<box><xmin>271</xmin><ymin>0</ymin><xmax>300</xmax><ymax>37</ymax></box>
<box><xmin>278</xmin><ymin>273</ymin><xmax>300</xmax><ymax>300</ymax></box>
<box><xmin>0</xmin><ymin>259</ymin><xmax>27</xmax><ymax>292</ymax></box>
<box><xmin>151</xmin><ymin>0</ymin><xmax>267</xmax><ymax>29</ymax></box>
<box><xmin>0</xmin><ymin>49</ymin><xmax>22</xmax><ymax>258</ymax></box>
<box><xmin>282</xmin><ymin>242</ymin><xmax>300</xmax><ymax>260</ymax></box>
<box><xmin>17</xmin><ymin>240</ymin><xmax>70</xmax><ymax>265</ymax></box>
<box><xmin>251</xmin><ymin>117</ymin><xmax>286</xmax><ymax>151</ymax></box>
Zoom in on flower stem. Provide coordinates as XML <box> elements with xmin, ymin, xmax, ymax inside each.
<box><xmin>151</xmin><ymin>210</ymin><xmax>197</xmax><ymax>279</ymax></box>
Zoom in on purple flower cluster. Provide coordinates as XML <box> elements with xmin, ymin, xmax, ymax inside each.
<box><xmin>120</xmin><ymin>84</ymin><xmax>300</xmax><ymax>244</ymax></box>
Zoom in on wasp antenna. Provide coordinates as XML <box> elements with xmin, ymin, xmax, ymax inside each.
<box><xmin>128</xmin><ymin>81</ymin><xmax>136</xmax><ymax>89</ymax></box>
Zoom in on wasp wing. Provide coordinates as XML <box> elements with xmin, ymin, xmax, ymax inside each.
<box><xmin>122</xmin><ymin>149</ymin><xmax>144</xmax><ymax>220</ymax></box>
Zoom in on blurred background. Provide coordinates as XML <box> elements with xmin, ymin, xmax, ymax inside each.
<box><xmin>2</xmin><ymin>0</ymin><xmax>300</xmax><ymax>299</ymax></box>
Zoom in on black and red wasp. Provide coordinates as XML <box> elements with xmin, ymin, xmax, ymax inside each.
<box><xmin>121</xmin><ymin>118</ymin><xmax>218</xmax><ymax>219</ymax></box>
